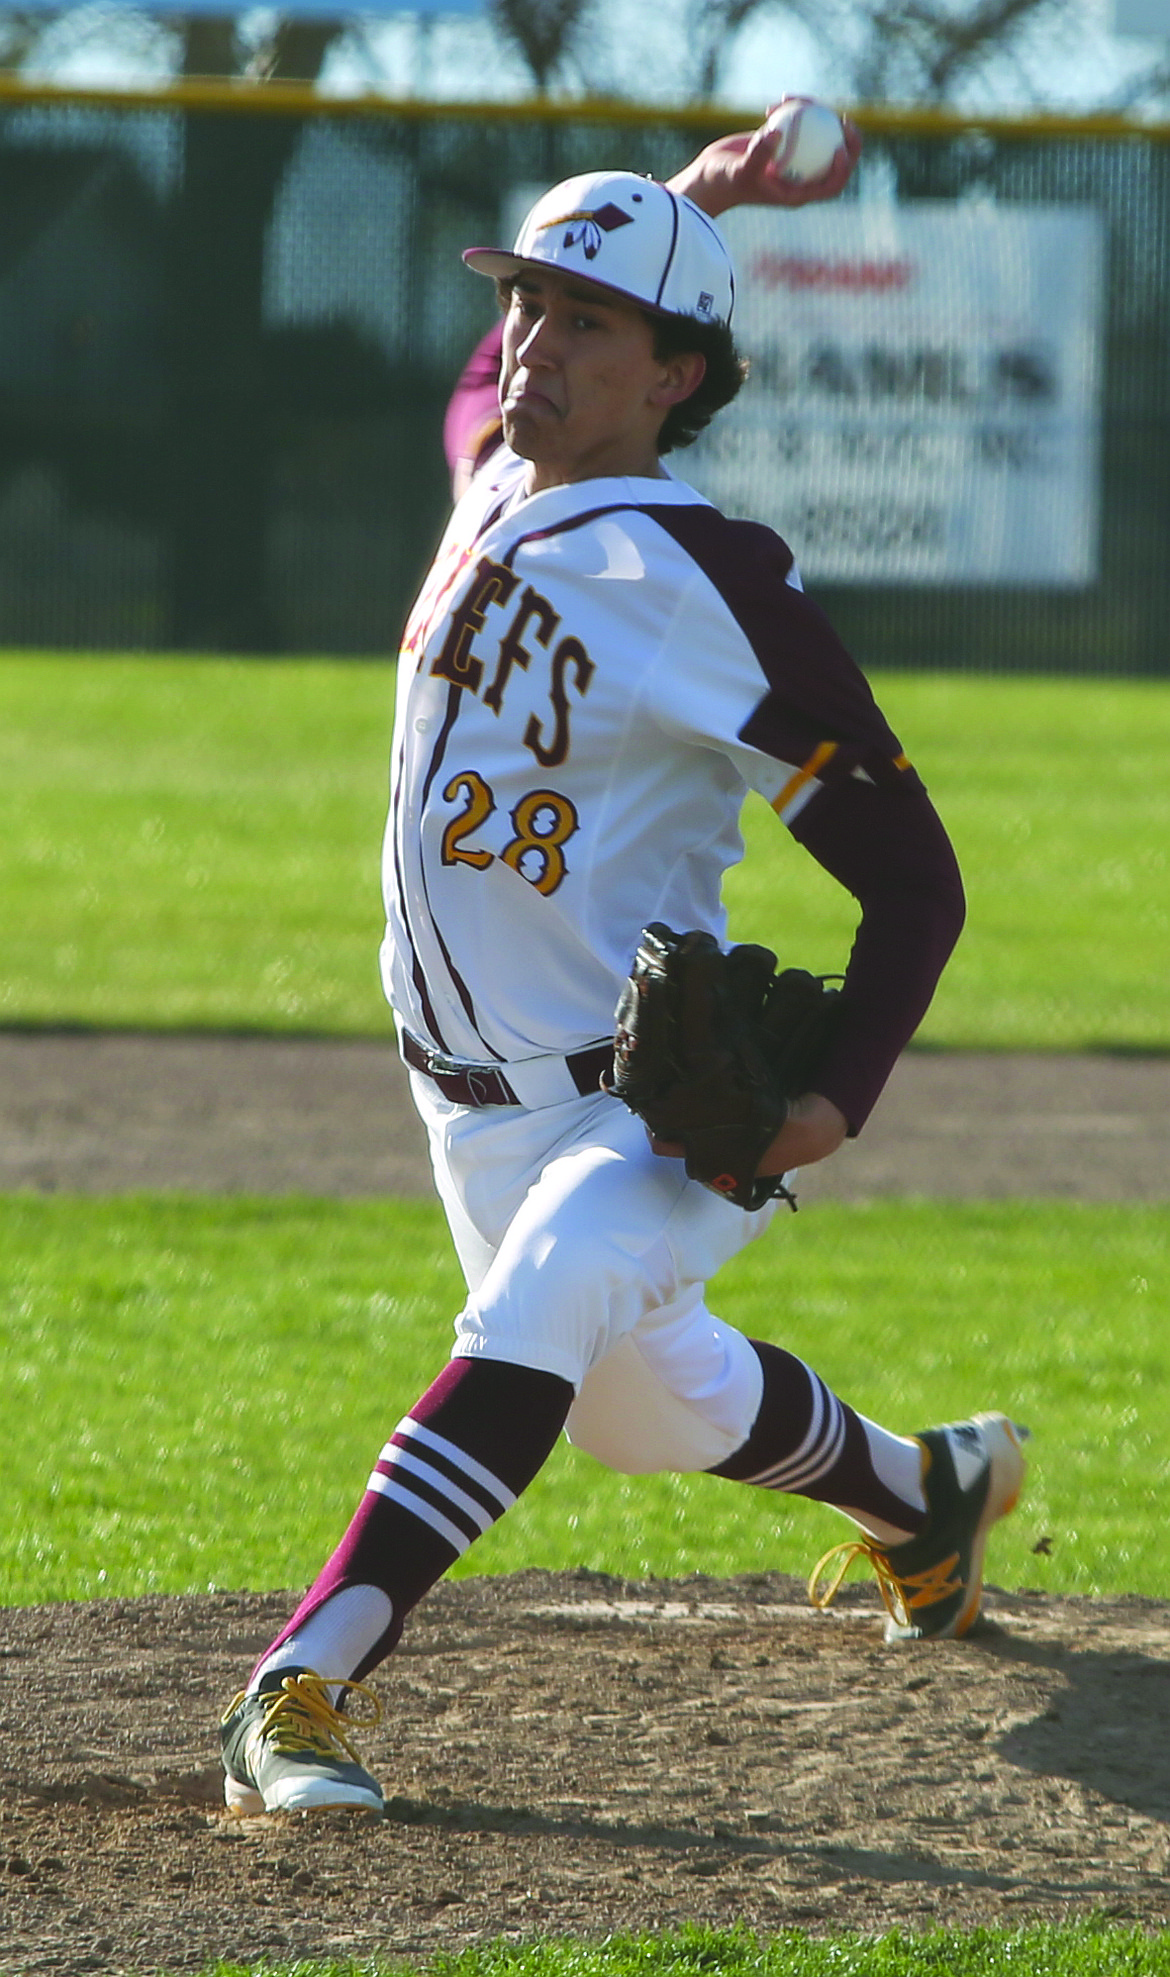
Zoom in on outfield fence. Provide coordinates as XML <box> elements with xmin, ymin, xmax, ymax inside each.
<box><xmin>2</xmin><ymin>80</ymin><xmax>1168</xmax><ymax>673</ymax></box>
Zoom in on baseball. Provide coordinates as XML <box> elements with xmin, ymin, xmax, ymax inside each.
<box><xmin>764</xmin><ymin>99</ymin><xmax>847</xmax><ymax>184</ymax></box>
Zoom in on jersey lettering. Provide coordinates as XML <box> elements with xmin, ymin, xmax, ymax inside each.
<box><xmin>401</xmin><ymin>535</ymin><xmax>479</xmax><ymax>665</ymax></box>
<box><xmin>431</xmin><ymin>557</ymin><xmax>520</xmax><ymax>694</ymax></box>
<box><xmin>483</xmin><ymin>586</ymin><xmax>559</xmax><ymax>714</ymax></box>
<box><xmin>524</xmin><ymin>636</ymin><xmax>596</xmax><ymax>769</ymax></box>
<box><xmin>428</xmin><ymin>563</ymin><xmax>595</xmax><ymax>766</ymax></box>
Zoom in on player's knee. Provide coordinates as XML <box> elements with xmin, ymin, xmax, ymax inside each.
<box><xmin>567</xmin><ymin>1337</ymin><xmax>752</xmax><ymax>1473</ymax></box>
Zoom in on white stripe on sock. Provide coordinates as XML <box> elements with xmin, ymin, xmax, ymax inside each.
<box><xmin>392</xmin><ymin>1415</ymin><xmax>517</xmax><ymax>1513</ymax></box>
<box><xmin>365</xmin><ymin>1471</ymin><xmax>473</xmax><ymax>1555</ymax></box>
<box><xmin>743</xmin><ymin>1366</ymin><xmax>848</xmax><ymax>1492</ymax></box>
<box><xmin>376</xmin><ymin>1441</ymin><xmax>498</xmax><ymax>1536</ymax></box>
<box><xmin>751</xmin><ymin>1382</ymin><xmax>847</xmax><ymax>1493</ymax></box>
<box><xmin>747</xmin><ymin>1371</ymin><xmax>826</xmax><ymax>1487</ymax></box>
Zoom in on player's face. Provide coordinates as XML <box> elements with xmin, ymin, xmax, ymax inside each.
<box><xmin>499</xmin><ymin>270</ymin><xmax>705</xmax><ymax>491</ymax></box>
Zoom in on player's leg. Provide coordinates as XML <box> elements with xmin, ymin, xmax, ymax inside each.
<box><xmin>220</xmin><ymin>1353</ymin><xmax>573</xmax><ymax>1815</ymax></box>
<box><xmin>221</xmin><ymin>1087</ymin><xmax>706</xmax><ymax>1814</ymax></box>
<box><xmin>463</xmin><ymin>1112</ymin><xmax>965</xmax><ymax>1585</ymax></box>
<box><xmin>564</xmin><ymin>1286</ymin><xmax>763</xmax><ymax>1473</ymax></box>
<box><xmin>704</xmin><ymin>1342</ymin><xmax>1027</xmax><ymax>1640</ymax></box>
<box><xmin>568</xmin><ymin>1280</ymin><xmax>1027</xmax><ymax>1644</ymax></box>
<box><xmin>567</xmin><ymin>1292</ymin><xmax>927</xmax><ymax>1532</ymax></box>
<box><xmin>434</xmin><ymin>1098</ymin><xmax>934</xmax><ymax>1552</ymax></box>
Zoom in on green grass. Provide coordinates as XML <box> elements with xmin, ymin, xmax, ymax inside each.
<box><xmin>189</xmin><ymin>1922</ymin><xmax>1170</xmax><ymax>1976</ymax></box>
<box><xmin>0</xmin><ymin>652</ymin><xmax>394</xmax><ymax>1032</ymax></box>
<box><xmin>2</xmin><ymin>654</ymin><xmax>1168</xmax><ymax>1048</ymax></box>
<box><xmin>430</xmin><ymin>1935</ymin><xmax>1170</xmax><ymax>1977</ymax></box>
<box><xmin>2</xmin><ymin>1193</ymin><xmax>1165</xmax><ymax>1608</ymax></box>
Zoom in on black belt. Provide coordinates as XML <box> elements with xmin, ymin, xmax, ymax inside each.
<box><xmin>402</xmin><ymin>1032</ymin><xmax>613</xmax><ymax>1109</ymax></box>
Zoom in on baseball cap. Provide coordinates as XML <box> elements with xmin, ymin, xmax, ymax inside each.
<box><xmin>463</xmin><ymin>170</ymin><xmax>736</xmax><ymax>329</ymax></box>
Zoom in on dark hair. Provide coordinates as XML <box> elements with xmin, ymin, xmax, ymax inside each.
<box><xmin>647</xmin><ymin>312</ymin><xmax>747</xmax><ymax>454</ymax></box>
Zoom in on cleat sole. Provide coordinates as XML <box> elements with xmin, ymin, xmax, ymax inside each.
<box><xmin>224</xmin><ymin>1773</ymin><xmax>383</xmax><ymax>1816</ymax></box>
<box><xmin>224</xmin><ymin>1775</ymin><xmax>265</xmax><ymax>1817</ymax></box>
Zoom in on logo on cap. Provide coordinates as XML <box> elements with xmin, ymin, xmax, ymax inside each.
<box><xmin>538</xmin><ymin>203</ymin><xmax>634</xmax><ymax>262</ymax></box>
<box><xmin>696</xmin><ymin>291</ymin><xmax>715</xmax><ymax>318</ymax></box>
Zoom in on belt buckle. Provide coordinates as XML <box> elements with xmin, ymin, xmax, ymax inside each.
<box><xmin>424</xmin><ymin>1047</ymin><xmax>504</xmax><ymax>1105</ymax></box>
<box><xmin>426</xmin><ymin>1048</ymin><xmax>470</xmax><ymax>1078</ymax></box>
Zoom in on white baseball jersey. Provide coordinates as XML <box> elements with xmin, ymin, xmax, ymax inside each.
<box><xmin>381</xmin><ymin>446</ymin><xmax>913</xmax><ymax>1090</ymax></box>
<box><xmin>378</xmin><ymin>436</ymin><xmax>963</xmax><ymax>1456</ymax></box>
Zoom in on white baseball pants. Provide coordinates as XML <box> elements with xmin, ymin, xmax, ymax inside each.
<box><xmin>409</xmin><ymin>1072</ymin><xmax>787</xmax><ymax>1475</ymax></box>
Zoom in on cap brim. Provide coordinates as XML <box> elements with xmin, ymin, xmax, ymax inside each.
<box><xmin>462</xmin><ymin>247</ymin><xmax>528</xmax><ymax>280</ymax></box>
<box><xmin>460</xmin><ymin>247</ymin><xmax>705</xmax><ymax>322</ymax></box>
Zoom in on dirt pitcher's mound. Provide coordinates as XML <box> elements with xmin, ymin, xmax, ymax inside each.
<box><xmin>1</xmin><ymin>1572</ymin><xmax>1168</xmax><ymax>1974</ymax></box>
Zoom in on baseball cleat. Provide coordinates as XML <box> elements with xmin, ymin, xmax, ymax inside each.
<box><xmin>220</xmin><ymin>1666</ymin><xmax>384</xmax><ymax>1816</ymax></box>
<box><xmin>807</xmin><ymin>1411</ymin><xmax>1029</xmax><ymax>1643</ymax></box>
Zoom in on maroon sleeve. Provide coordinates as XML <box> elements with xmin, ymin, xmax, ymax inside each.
<box><xmin>443</xmin><ymin>321</ymin><xmax>505</xmax><ymax>493</ymax></box>
<box><xmin>645</xmin><ymin>502</ymin><xmax>965</xmax><ymax>1134</ymax></box>
<box><xmin>792</xmin><ymin>777</ymin><xmax>965</xmax><ymax>1134</ymax></box>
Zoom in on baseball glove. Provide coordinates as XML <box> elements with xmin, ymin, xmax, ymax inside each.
<box><xmin>604</xmin><ymin>922</ymin><xmax>841</xmax><ymax>1212</ymax></box>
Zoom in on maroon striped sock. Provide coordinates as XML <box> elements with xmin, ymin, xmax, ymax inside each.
<box><xmin>254</xmin><ymin>1358</ymin><xmax>573</xmax><ymax>1683</ymax></box>
<box><xmin>708</xmin><ymin>1339</ymin><xmax>925</xmax><ymax>1535</ymax></box>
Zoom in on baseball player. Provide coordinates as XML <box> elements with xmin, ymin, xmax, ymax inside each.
<box><xmin>221</xmin><ymin>112</ymin><xmax>1027</xmax><ymax>1817</ymax></box>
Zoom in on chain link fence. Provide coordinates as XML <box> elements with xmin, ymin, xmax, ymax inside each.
<box><xmin>1</xmin><ymin>86</ymin><xmax>1167</xmax><ymax>672</ymax></box>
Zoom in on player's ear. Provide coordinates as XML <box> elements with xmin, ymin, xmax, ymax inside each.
<box><xmin>651</xmin><ymin>350</ymin><xmax>706</xmax><ymax>409</ymax></box>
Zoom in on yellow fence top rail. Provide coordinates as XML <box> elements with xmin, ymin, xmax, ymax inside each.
<box><xmin>1</xmin><ymin>72</ymin><xmax>1170</xmax><ymax>142</ymax></box>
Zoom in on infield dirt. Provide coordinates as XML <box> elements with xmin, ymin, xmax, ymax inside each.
<box><xmin>1</xmin><ymin>1029</ymin><xmax>1167</xmax><ymax>1201</ymax></box>
<box><xmin>2</xmin><ymin>1573</ymin><xmax>1169</xmax><ymax>1975</ymax></box>
<box><xmin>0</xmin><ymin>1034</ymin><xmax>1168</xmax><ymax>1974</ymax></box>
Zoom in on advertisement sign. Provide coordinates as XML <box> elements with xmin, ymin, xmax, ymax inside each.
<box><xmin>688</xmin><ymin>201</ymin><xmax>1105</xmax><ymax>586</ymax></box>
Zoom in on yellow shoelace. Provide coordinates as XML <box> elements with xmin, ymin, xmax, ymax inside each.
<box><xmin>223</xmin><ymin>1671</ymin><xmax>381</xmax><ymax>1766</ymax></box>
<box><xmin>808</xmin><ymin>1539</ymin><xmax>962</xmax><ymax>1630</ymax></box>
